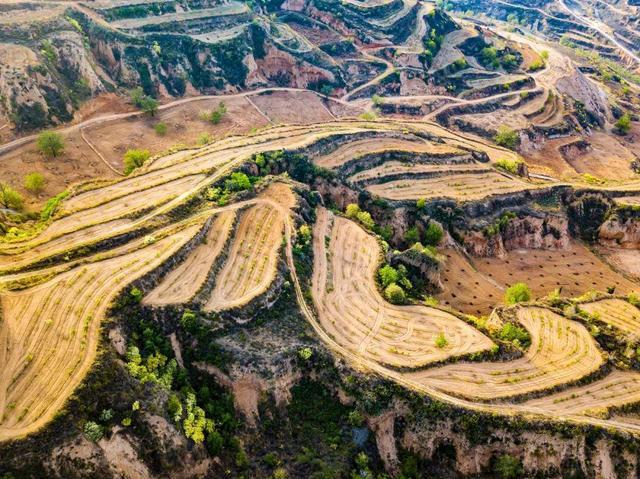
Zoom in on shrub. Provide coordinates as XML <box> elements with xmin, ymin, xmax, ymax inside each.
<box><xmin>416</xmin><ymin>198</ymin><xmax>426</xmax><ymax>210</ymax></box>
<box><xmin>615</xmin><ymin>113</ymin><xmax>632</xmax><ymax>135</ymax></box>
<box><xmin>347</xmin><ymin>410</ymin><xmax>365</xmax><ymax>427</ymax></box>
<box><xmin>628</xmin><ymin>292</ymin><xmax>640</xmax><ymax>307</ymax></box>
<box><xmin>36</xmin><ymin>131</ymin><xmax>65</xmax><ymax>158</ymax></box>
<box><xmin>494</xmin><ymin>454</ymin><xmax>524</xmax><ymax>479</ymax></box>
<box><xmin>203</xmin><ymin>102</ymin><xmax>227</xmax><ymax>124</ymax></box>
<box><xmin>495</xmin><ymin>158</ymin><xmax>524</xmax><ymax>175</ymax></box>
<box><xmin>130</xmin><ymin>287</ymin><xmax>143</xmax><ymax>303</ymax></box>
<box><xmin>497</xmin><ymin>323</ymin><xmax>530</xmax><ymax>345</ymax></box>
<box><xmin>273</xmin><ymin>468</ymin><xmax>287</xmax><ymax>479</ymax></box>
<box><xmin>198</xmin><ymin>132</ymin><xmax>213</xmax><ymax>145</ymax></box>
<box><xmin>298</xmin><ymin>347</ymin><xmax>313</xmax><ymax>360</ymax></box>
<box><xmin>359</xmin><ymin>111</ymin><xmax>377</xmax><ymax>121</ymax></box>
<box><xmin>225</xmin><ymin>172</ymin><xmax>251</xmax><ymax>191</ymax></box>
<box><xmin>123</xmin><ymin>149</ymin><xmax>151</xmax><ymax>175</ymax></box>
<box><xmin>154</xmin><ymin>122</ymin><xmax>167</xmax><ymax>136</ymax></box>
<box><xmin>424</xmin><ymin>222</ymin><xmax>443</xmax><ymax>246</ymax></box>
<box><xmin>505</xmin><ymin>282</ymin><xmax>531</xmax><ymax>304</ymax></box>
<box><xmin>435</xmin><ymin>332</ymin><xmax>448</xmax><ymax>348</ymax></box>
<box><xmin>207</xmin><ymin>430</ymin><xmax>224</xmax><ymax>456</ymax></box>
<box><xmin>83</xmin><ymin>421</ymin><xmax>104</xmax><ymax>442</ymax></box>
<box><xmin>24</xmin><ymin>172</ymin><xmax>45</xmax><ymax>194</ymax></box>
<box><xmin>404</xmin><ymin>226</ymin><xmax>420</xmax><ymax>244</ymax></box>
<box><xmin>494</xmin><ymin>126</ymin><xmax>519</xmax><ymax>150</ymax></box>
<box><xmin>379</xmin><ymin>264</ymin><xmax>399</xmax><ymax>287</ymax></box>
<box><xmin>384</xmin><ymin>283</ymin><xmax>405</xmax><ymax>304</ymax></box>
<box><xmin>0</xmin><ymin>183</ymin><xmax>24</xmax><ymax>210</ymax></box>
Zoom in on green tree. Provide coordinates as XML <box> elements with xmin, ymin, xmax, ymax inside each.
<box><xmin>83</xmin><ymin>421</ymin><xmax>104</xmax><ymax>442</ymax></box>
<box><xmin>0</xmin><ymin>183</ymin><xmax>23</xmax><ymax>210</ymax></box>
<box><xmin>356</xmin><ymin>210</ymin><xmax>375</xmax><ymax>229</ymax></box>
<box><xmin>416</xmin><ymin>198</ymin><xmax>426</xmax><ymax>209</ymax></box>
<box><xmin>123</xmin><ymin>149</ymin><xmax>151</xmax><ymax>175</ymax></box>
<box><xmin>36</xmin><ymin>131</ymin><xmax>65</xmax><ymax>158</ymax></box>
<box><xmin>494</xmin><ymin>454</ymin><xmax>524</xmax><ymax>479</ymax></box>
<box><xmin>384</xmin><ymin>283</ymin><xmax>405</xmax><ymax>304</ymax></box>
<box><xmin>129</xmin><ymin>87</ymin><xmax>145</xmax><ymax>107</ymax></box>
<box><xmin>140</xmin><ymin>96</ymin><xmax>159</xmax><ymax>117</ymax></box>
<box><xmin>24</xmin><ymin>172</ymin><xmax>46</xmax><ymax>194</ymax></box>
<box><xmin>615</xmin><ymin>113</ymin><xmax>632</xmax><ymax>135</ymax></box>
<box><xmin>180</xmin><ymin>310</ymin><xmax>197</xmax><ymax>332</ymax></box>
<box><xmin>494</xmin><ymin>125</ymin><xmax>519</xmax><ymax>149</ymax></box>
<box><xmin>345</xmin><ymin>203</ymin><xmax>360</xmax><ymax>219</ymax></box>
<box><xmin>225</xmin><ymin>172</ymin><xmax>251</xmax><ymax>191</ymax></box>
<box><xmin>379</xmin><ymin>264</ymin><xmax>399</xmax><ymax>287</ymax></box>
<box><xmin>424</xmin><ymin>222</ymin><xmax>443</xmax><ymax>246</ymax></box>
<box><xmin>505</xmin><ymin>282</ymin><xmax>531</xmax><ymax>304</ymax></box>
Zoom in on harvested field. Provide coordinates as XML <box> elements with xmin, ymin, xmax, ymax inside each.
<box><xmin>580</xmin><ymin>299</ymin><xmax>640</xmax><ymax>337</ymax></box>
<box><xmin>597</xmin><ymin>247</ymin><xmax>640</xmax><ymax>280</ymax></box>
<box><xmin>143</xmin><ymin>211</ymin><xmax>236</xmax><ymax>306</ymax></box>
<box><xmin>204</xmin><ymin>184</ymin><xmax>295</xmax><ymax>312</ymax></box>
<box><xmin>406</xmin><ymin>307</ymin><xmax>604</xmax><ymax>400</ymax></box>
<box><xmin>38</xmin><ymin>175</ymin><xmax>206</xmax><ymax>243</ymax></box>
<box><xmin>365</xmin><ymin>170</ymin><xmax>540</xmax><ymax>201</ymax></box>
<box><xmin>313</xmin><ymin>137</ymin><xmax>462</xmax><ymax>169</ymax></box>
<box><xmin>523</xmin><ymin>370</ymin><xmax>640</xmax><ymax>415</ymax></box>
<box><xmin>110</xmin><ymin>3</ymin><xmax>248</xmax><ymax>29</ymax></box>
<box><xmin>312</xmin><ymin>209</ymin><xmax>494</xmax><ymax>369</ymax></box>
<box><xmin>0</xmin><ymin>224</ymin><xmax>202</xmax><ymax>440</ymax></box>
<box><xmin>474</xmin><ymin>244</ymin><xmax>638</xmax><ymax>300</ymax></box>
<box><xmin>248</xmin><ymin>91</ymin><xmax>335</xmax><ymax>124</ymax></box>
<box><xmin>348</xmin><ymin>161</ymin><xmax>489</xmax><ymax>184</ymax></box>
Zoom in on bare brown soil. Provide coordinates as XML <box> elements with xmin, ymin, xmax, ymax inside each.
<box><xmin>473</xmin><ymin>243</ymin><xmax>638</xmax><ymax>299</ymax></box>
<box><xmin>438</xmin><ymin>248</ymin><xmax>503</xmax><ymax>315</ymax></box>
<box><xmin>249</xmin><ymin>91</ymin><xmax>335</xmax><ymax>124</ymax></box>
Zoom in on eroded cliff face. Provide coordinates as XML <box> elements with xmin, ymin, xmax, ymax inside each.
<box><xmin>0</xmin><ymin>29</ymin><xmax>105</xmax><ymax>130</ymax></box>
<box><xmin>462</xmin><ymin>215</ymin><xmax>570</xmax><ymax>258</ymax></box>
<box><xmin>599</xmin><ymin>215</ymin><xmax>640</xmax><ymax>249</ymax></box>
<box><xmin>401</xmin><ymin>417</ymin><xmax>636</xmax><ymax>478</ymax></box>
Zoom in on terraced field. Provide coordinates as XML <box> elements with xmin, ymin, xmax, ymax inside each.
<box><xmin>204</xmin><ymin>203</ymin><xmax>285</xmax><ymax>312</ymax></box>
<box><xmin>3</xmin><ymin>116</ymin><xmax>640</xmax><ymax>442</ymax></box>
<box><xmin>523</xmin><ymin>370</ymin><xmax>640</xmax><ymax>415</ymax></box>
<box><xmin>365</xmin><ymin>170</ymin><xmax>541</xmax><ymax>201</ymax></box>
<box><xmin>312</xmin><ymin>208</ymin><xmax>495</xmax><ymax>369</ymax></box>
<box><xmin>144</xmin><ymin>211</ymin><xmax>236</xmax><ymax>307</ymax></box>
<box><xmin>580</xmin><ymin>298</ymin><xmax>640</xmax><ymax>337</ymax></box>
<box><xmin>0</xmin><ymin>222</ymin><xmax>202</xmax><ymax>441</ymax></box>
<box><xmin>407</xmin><ymin>307</ymin><xmax>605</xmax><ymax>400</ymax></box>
